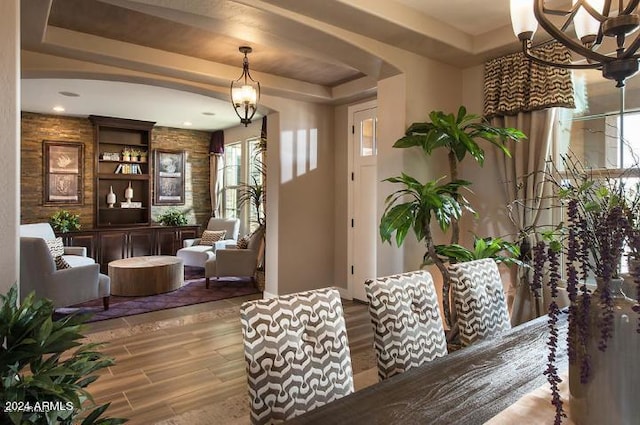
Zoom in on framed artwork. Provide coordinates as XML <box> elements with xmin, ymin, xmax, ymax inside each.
<box><xmin>154</xmin><ymin>149</ymin><xmax>185</xmax><ymax>205</ymax></box>
<box><xmin>43</xmin><ymin>140</ymin><xmax>84</xmax><ymax>205</ymax></box>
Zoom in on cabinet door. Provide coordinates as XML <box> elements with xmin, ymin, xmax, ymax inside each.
<box><xmin>59</xmin><ymin>232</ymin><xmax>98</xmax><ymax>260</ymax></box>
<box><xmin>178</xmin><ymin>227</ymin><xmax>198</xmax><ymax>245</ymax></box>
<box><xmin>99</xmin><ymin>231</ymin><xmax>128</xmax><ymax>274</ymax></box>
<box><xmin>156</xmin><ymin>229</ymin><xmax>178</xmax><ymax>255</ymax></box>
<box><xmin>129</xmin><ymin>230</ymin><xmax>155</xmax><ymax>257</ymax></box>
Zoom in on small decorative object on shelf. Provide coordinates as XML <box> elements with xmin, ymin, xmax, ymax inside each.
<box><xmin>49</xmin><ymin>209</ymin><xmax>81</xmax><ymax>233</ymax></box>
<box><xmin>121</xmin><ymin>201</ymin><xmax>142</xmax><ymax>208</ymax></box>
<box><xmin>106</xmin><ymin>185</ymin><xmax>116</xmax><ymax>208</ymax></box>
<box><xmin>101</xmin><ymin>152</ymin><xmax>120</xmax><ymax>161</ymax></box>
<box><xmin>124</xmin><ymin>181</ymin><xmax>133</xmax><ymax>202</ymax></box>
<box><xmin>122</xmin><ymin>147</ymin><xmax>131</xmax><ymax>162</ymax></box>
<box><xmin>156</xmin><ymin>209</ymin><xmax>188</xmax><ymax>226</ymax></box>
<box><xmin>130</xmin><ymin>149</ymin><xmax>140</xmax><ymax>162</ymax></box>
<box><xmin>140</xmin><ymin>151</ymin><xmax>148</xmax><ymax>163</ymax></box>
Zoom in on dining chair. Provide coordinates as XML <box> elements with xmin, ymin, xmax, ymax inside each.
<box><xmin>448</xmin><ymin>258</ymin><xmax>511</xmax><ymax>347</ymax></box>
<box><xmin>364</xmin><ymin>270</ymin><xmax>447</xmax><ymax>381</ymax></box>
<box><xmin>240</xmin><ymin>287</ymin><xmax>354</xmax><ymax>424</ymax></box>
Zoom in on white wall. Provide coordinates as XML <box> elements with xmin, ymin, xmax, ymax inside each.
<box><xmin>0</xmin><ymin>0</ymin><xmax>19</xmax><ymax>296</ymax></box>
<box><xmin>261</xmin><ymin>95</ymin><xmax>335</xmax><ymax>295</ymax></box>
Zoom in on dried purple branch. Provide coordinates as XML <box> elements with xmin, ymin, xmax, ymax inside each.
<box><xmin>545</xmin><ymin>301</ymin><xmax>566</xmax><ymax>425</ymax></box>
<box><xmin>532</xmin><ymin>241</ymin><xmax>546</xmax><ymax>296</ymax></box>
<box><xmin>566</xmin><ymin>200</ymin><xmax>580</xmax><ymax>363</ymax></box>
<box><xmin>578</xmin><ymin>283</ymin><xmax>592</xmax><ymax>384</ymax></box>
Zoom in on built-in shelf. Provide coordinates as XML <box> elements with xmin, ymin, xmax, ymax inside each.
<box><xmin>90</xmin><ymin>115</ymin><xmax>155</xmax><ymax>228</ymax></box>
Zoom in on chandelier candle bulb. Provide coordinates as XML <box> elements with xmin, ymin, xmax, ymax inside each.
<box><xmin>510</xmin><ymin>0</ymin><xmax>537</xmax><ymax>39</ymax></box>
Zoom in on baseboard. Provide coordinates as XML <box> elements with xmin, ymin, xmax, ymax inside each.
<box><xmin>262</xmin><ymin>287</ymin><xmax>351</xmax><ymax>300</ymax></box>
<box><xmin>335</xmin><ymin>286</ymin><xmax>351</xmax><ymax>300</ymax></box>
<box><xmin>262</xmin><ymin>290</ymin><xmax>277</xmax><ymax>299</ymax></box>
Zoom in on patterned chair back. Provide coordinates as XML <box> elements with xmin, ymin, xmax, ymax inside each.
<box><xmin>364</xmin><ymin>270</ymin><xmax>447</xmax><ymax>381</ymax></box>
<box><xmin>240</xmin><ymin>287</ymin><xmax>354</xmax><ymax>425</ymax></box>
<box><xmin>448</xmin><ymin>258</ymin><xmax>511</xmax><ymax>347</ymax></box>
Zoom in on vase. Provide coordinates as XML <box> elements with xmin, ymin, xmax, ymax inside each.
<box><xmin>124</xmin><ymin>181</ymin><xmax>133</xmax><ymax>202</ymax></box>
<box><xmin>622</xmin><ymin>258</ymin><xmax>640</xmax><ymax>301</ymax></box>
<box><xmin>106</xmin><ymin>186</ymin><xmax>116</xmax><ymax>208</ymax></box>
<box><xmin>569</xmin><ymin>277</ymin><xmax>640</xmax><ymax>425</ymax></box>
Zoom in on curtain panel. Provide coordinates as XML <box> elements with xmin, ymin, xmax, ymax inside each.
<box><xmin>484</xmin><ymin>42</ymin><xmax>575</xmax><ymax>325</ymax></box>
<box><xmin>484</xmin><ymin>41</ymin><xmax>575</xmax><ymax>118</ymax></box>
<box><xmin>209</xmin><ymin>130</ymin><xmax>224</xmax><ymax>217</ymax></box>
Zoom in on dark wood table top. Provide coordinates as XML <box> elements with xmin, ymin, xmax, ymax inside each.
<box><xmin>285</xmin><ymin>311</ymin><xmax>569</xmax><ymax>425</ymax></box>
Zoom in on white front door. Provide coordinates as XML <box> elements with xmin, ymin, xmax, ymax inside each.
<box><xmin>349</xmin><ymin>102</ymin><xmax>377</xmax><ymax>302</ymax></box>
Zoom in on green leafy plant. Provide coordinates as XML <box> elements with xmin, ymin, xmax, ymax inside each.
<box><xmin>156</xmin><ymin>209</ymin><xmax>188</xmax><ymax>226</ymax></box>
<box><xmin>380</xmin><ymin>174</ymin><xmax>474</xmax><ymax>296</ymax></box>
<box><xmin>393</xmin><ymin>106</ymin><xmax>526</xmax><ymax>243</ymax></box>
<box><xmin>434</xmin><ymin>236</ymin><xmax>524</xmax><ymax>267</ymax></box>
<box><xmin>49</xmin><ymin>210</ymin><xmax>81</xmax><ymax>233</ymax></box>
<box><xmin>384</xmin><ymin>106</ymin><xmax>525</xmax><ymax>327</ymax></box>
<box><xmin>0</xmin><ymin>286</ymin><xmax>126</xmax><ymax>425</ymax></box>
<box><xmin>238</xmin><ymin>176</ymin><xmax>265</xmax><ymax>227</ymax></box>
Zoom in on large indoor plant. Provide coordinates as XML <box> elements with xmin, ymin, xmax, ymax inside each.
<box><xmin>0</xmin><ymin>286</ymin><xmax>126</xmax><ymax>425</ymax></box>
<box><xmin>383</xmin><ymin>106</ymin><xmax>525</xmax><ymax>326</ymax></box>
<box><xmin>531</xmin><ymin>156</ymin><xmax>640</xmax><ymax>424</ymax></box>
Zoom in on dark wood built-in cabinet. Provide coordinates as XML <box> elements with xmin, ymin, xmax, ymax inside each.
<box><xmin>89</xmin><ymin>115</ymin><xmax>155</xmax><ymax>227</ymax></box>
<box><xmin>61</xmin><ymin>116</ymin><xmax>202</xmax><ymax>272</ymax></box>
<box><xmin>60</xmin><ymin>225</ymin><xmax>199</xmax><ymax>273</ymax></box>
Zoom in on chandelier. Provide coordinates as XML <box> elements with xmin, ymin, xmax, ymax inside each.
<box><xmin>230</xmin><ymin>46</ymin><xmax>260</xmax><ymax>127</ymax></box>
<box><xmin>510</xmin><ymin>0</ymin><xmax>640</xmax><ymax>87</ymax></box>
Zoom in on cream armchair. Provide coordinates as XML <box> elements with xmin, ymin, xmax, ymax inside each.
<box><xmin>204</xmin><ymin>225</ymin><xmax>265</xmax><ymax>288</ymax></box>
<box><xmin>177</xmin><ymin>217</ymin><xmax>240</xmax><ymax>268</ymax></box>
<box><xmin>19</xmin><ymin>223</ymin><xmax>110</xmax><ymax>309</ymax></box>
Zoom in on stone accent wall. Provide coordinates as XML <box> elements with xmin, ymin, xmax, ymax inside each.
<box><xmin>152</xmin><ymin>126</ymin><xmax>212</xmax><ymax>230</ymax></box>
<box><xmin>21</xmin><ymin>112</ymin><xmax>95</xmax><ymax>228</ymax></box>
<box><xmin>21</xmin><ymin>113</ymin><xmax>212</xmax><ymax>231</ymax></box>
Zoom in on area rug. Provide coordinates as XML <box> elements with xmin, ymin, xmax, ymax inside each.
<box><xmin>57</xmin><ymin>267</ymin><xmax>260</xmax><ymax>322</ymax></box>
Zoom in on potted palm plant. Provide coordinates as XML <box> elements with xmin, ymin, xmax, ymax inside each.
<box><xmin>384</xmin><ymin>106</ymin><xmax>525</xmax><ymax>326</ymax></box>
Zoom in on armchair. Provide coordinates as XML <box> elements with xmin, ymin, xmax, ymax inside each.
<box><xmin>204</xmin><ymin>225</ymin><xmax>265</xmax><ymax>288</ymax></box>
<box><xmin>177</xmin><ymin>217</ymin><xmax>240</xmax><ymax>268</ymax></box>
<box><xmin>20</xmin><ymin>223</ymin><xmax>94</xmax><ymax>266</ymax></box>
<box><xmin>19</xmin><ymin>223</ymin><xmax>110</xmax><ymax>309</ymax></box>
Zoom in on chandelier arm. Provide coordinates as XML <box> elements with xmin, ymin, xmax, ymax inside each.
<box><xmin>622</xmin><ymin>35</ymin><xmax>640</xmax><ymax>57</ymax></box>
<box><xmin>534</xmin><ymin>1</ymin><xmax>613</xmax><ymax>64</ymax></box>
<box><xmin>580</xmin><ymin>0</ymin><xmax>608</xmax><ymax>22</ymax></box>
<box><xmin>622</xmin><ymin>0</ymin><xmax>640</xmax><ymax>15</ymax></box>
<box><xmin>523</xmin><ymin>42</ymin><xmax>604</xmax><ymax>69</ymax></box>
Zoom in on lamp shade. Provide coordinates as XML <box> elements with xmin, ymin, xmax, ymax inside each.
<box><xmin>210</xmin><ymin>130</ymin><xmax>224</xmax><ymax>155</ymax></box>
<box><xmin>510</xmin><ymin>0</ymin><xmax>538</xmax><ymax>39</ymax></box>
<box><xmin>573</xmin><ymin>0</ymin><xmax>604</xmax><ymax>42</ymax></box>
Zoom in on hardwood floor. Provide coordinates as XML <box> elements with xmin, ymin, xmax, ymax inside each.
<box><xmin>83</xmin><ymin>294</ymin><xmax>377</xmax><ymax>425</ymax></box>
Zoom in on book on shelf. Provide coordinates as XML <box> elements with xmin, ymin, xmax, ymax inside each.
<box><xmin>114</xmin><ymin>164</ymin><xmax>142</xmax><ymax>174</ymax></box>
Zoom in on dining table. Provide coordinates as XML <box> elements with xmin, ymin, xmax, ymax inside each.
<box><xmin>285</xmin><ymin>311</ymin><xmax>569</xmax><ymax>424</ymax></box>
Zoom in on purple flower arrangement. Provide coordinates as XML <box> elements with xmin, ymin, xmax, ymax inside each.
<box><xmin>531</xmin><ymin>156</ymin><xmax>640</xmax><ymax>424</ymax></box>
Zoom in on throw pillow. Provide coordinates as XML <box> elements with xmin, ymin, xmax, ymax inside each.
<box><xmin>45</xmin><ymin>237</ymin><xmax>71</xmax><ymax>270</ymax></box>
<box><xmin>236</xmin><ymin>234</ymin><xmax>251</xmax><ymax>249</ymax></box>
<box><xmin>200</xmin><ymin>230</ymin><xmax>227</xmax><ymax>246</ymax></box>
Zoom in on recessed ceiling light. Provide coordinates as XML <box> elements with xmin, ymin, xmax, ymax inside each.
<box><xmin>53</xmin><ymin>106</ymin><xmax>65</xmax><ymax>112</ymax></box>
<box><xmin>183</xmin><ymin>121</ymin><xmax>193</xmax><ymax>126</ymax></box>
<box><xmin>58</xmin><ymin>91</ymin><xmax>80</xmax><ymax>97</ymax></box>
<box><xmin>202</xmin><ymin>112</ymin><xmax>216</xmax><ymax>116</ymax></box>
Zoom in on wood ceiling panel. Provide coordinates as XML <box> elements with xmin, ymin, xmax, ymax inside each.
<box><xmin>48</xmin><ymin>0</ymin><xmax>363</xmax><ymax>86</ymax></box>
